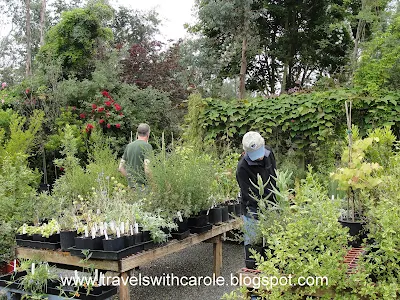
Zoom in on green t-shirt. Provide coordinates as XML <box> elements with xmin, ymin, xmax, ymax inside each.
<box><xmin>122</xmin><ymin>140</ymin><xmax>153</xmax><ymax>187</ymax></box>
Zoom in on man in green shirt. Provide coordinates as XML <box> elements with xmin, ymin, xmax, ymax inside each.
<box><xmin>119</xmin><ymin>123</ymin><xmax>153</xmax><ymax>188</ymax></box>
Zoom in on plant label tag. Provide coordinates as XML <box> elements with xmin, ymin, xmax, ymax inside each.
<box><xmin>177</xmin><ymin>211</ymin><xmax>183</xmax><ymax>222</ymax></box>
<box><xmin>130</xmin><ymin>225</ymin><xmax>134</xmax><ymax>235</ymax></box>
<box><xmin>22</xmin><ymin>224</ymin><xmax>26</xmax><ymax>234</ymax></box>
<box><xmin>99</xmin><ymin>223</ymin><xmax>104</xmax><ymax>235</ymax></box>
<box><xmin>84</xmin><ymin>227</ymin><xmax>89</xmax><ymax>238</ymax></box>
<box><xmin>120</xmin><ymin>222</ymin><xmax>124</xmax><ymax>234</ymax></box>
<box><xmin>206</xmin><ymin>209</ymin><xmax>210</xmax><ymax>215</ymax></box>
<box><xmin>13</xmin><ymin>259</ymin><xmax>16</xmax><ymax>272</ymax></box>
<box><xmin>31</xmin><ymin>263</ymin><xmax>35</xmax><ymax>275</ymax></box>
<box><xmin>110</xmin><ymin>221</ymin><xmax>115</xmax><ymax>232</ymax></box>
<box><xmin>134</xmin><ymin>223</ymin><xmax>139</xmax><ymax>234</ymax></box>
<box><xmin>91</xmin><ymin>227</ymin><xmax>96</xmax><ymax>239</ymax></box>
<box><xmin>331</xmin><ymin>195</ymin><xmax>335</xmax><ymax>200</ymax></box>
<box><xmin>116</xmin><ymin>227</ymin><xmax>121</xmax><ymax>238</ymax></box>
<box><xmin>104</xmin><ymin>229</ymin><xmax>108</xmax><ymax>240</ymax></box>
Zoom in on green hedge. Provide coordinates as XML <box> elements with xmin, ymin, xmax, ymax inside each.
<box><xmin>188</xmin><ymin>89</ymin><xmax>400</xmax><ymax>150</ymax></box>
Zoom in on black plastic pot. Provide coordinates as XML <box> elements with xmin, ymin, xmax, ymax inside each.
<box><xmin>47</xmin><ymin>233</ymin><xmax>60</xmax><ymax>243</ymax></box>
<box><xmin>171</xmin><ymin>230</ymin><xmax>190</xmax><ymax>240</ymax></box>
<box><xmin>173</xmin><ymin>218</ymin><xmax>189</xmax><ymax>233</ymax></box>
<box><xmin>339</xmin><ymin>219</ymin><xmax>367</xmax><ymax>248</ymax></box>
<box><xmin>190</xmin><ymin>223</ymin><xmax>212</xmax><ymax>234</ymax></box>
<box><xmin>124</xmin><ymin>232</ymin><xmax>143</xmax><ymax>246</ymax></box>
<box><xmin>208</xmin><ymin>207</ymin><xmax>223</xmax><ymax>225</ymax></box>
<box><xmin>188</xmin><ymin>214</ymin><xmax>209</xmax><ymax>227</ymax></box>
<box><xmin>221</xmin><ymin>206</ymin><xmax>229</xmax><ymax>222</ymax></box>
<box><xmin>235</xmin><ymin>204</ymin><xmax>242</xmax><ymax>216</ymax></box>
<box><xmin>227</xmin><ymin>204</ymin><xmax>235</xmax><ymax>219</ymax></box>
<box><xmin>60</xmin><ymin>231</ymin><xmax>77</xmax><ymax>251</ymax></box>
<box><xmin>244</xmin><ymin>244</ymin><xmax>263</xmax><ymax>269</ymax></box>
<box><xmin>102</xmin><ymin>236</ymin><xmax>125</xmax><ymax>251</ymax></box>
<box><xmin>142</xmin><ymin>231</ymin><xmax>151</xmax><ymax>243</ymax></box>
<box><xmin>74</xmin><ymin>235</ymin><xmax>104</xmax><ymax>250</ymax></box>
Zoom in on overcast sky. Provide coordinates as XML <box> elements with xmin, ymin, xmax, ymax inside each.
<box><xmin>110</xmin><ymin>0</ymin><xmax>197</xmax><ymax>42</ymax></box>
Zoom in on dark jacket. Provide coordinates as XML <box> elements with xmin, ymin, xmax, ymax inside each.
<box><xmin>236</xmin><ymin>146</ymin><xmax>277</xmax><ymax>218</ymax></box>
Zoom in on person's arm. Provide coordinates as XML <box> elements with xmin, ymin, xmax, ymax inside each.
<box><xmin>119</xmin><ymin>159</ymin><xmax>127</xmax><ymax>177</ymax></box>
<box><xmin>236</xmin><ymin>165</ymin><xmax>252</xmax><ymax>207</ymax></box>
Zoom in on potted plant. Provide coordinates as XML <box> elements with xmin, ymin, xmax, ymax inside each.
<box><xmin>330</xmin><ymin>126</ymin><xmax>382</xmax><ymax>246</ymax></box>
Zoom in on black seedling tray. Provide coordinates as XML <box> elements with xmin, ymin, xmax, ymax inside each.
<box><xmin>0</xmin><ymin>271</ymin><xmax>27</xmax><ymax>289</ymax></box>
<box><xmin>190</xmin><ymin>224</ymin><xmax>212</xmax><ymax>234</ymax></box>
<box><xmin>69</xmin><ymin>243</ymin><xmax>145</xmax><ymax>261</ymax></box>
<box><xmin>171</xmin><ymin>230</ymin><xmax>190</xmax><ymax>240</ymax></box>
<box><xmin>16</xmin><ymin>239</ymin><xmax>60</xmax><ymax>250</ymax></box>
<box><xmin>142</xmin><ymin>241</ymin><xmax>167</xmax><ymax>251</ymax></box>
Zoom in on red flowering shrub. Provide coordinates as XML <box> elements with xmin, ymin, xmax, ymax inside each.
<box><xmin>86</xmin><ymin>123</ymin><xmax>94</xmax><ymax>132</ymax></box>
<box><xmin>77</xmin><ymin>91</ymin><xmax>125</xmax><ymax>130</ymax></box>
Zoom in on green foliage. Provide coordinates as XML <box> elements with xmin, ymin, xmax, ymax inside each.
<box><xmin>355</xmin><ymin>13</ymin><xmax>400</xmax><ymax>92</ymax></box>
<box><xmin>365</xmin><ymin>126</ymin><xmax>396</xmax><ymax>168</ymax></box>
<box><xmin>0</xmin><ymin>221</ymin><xmax>15</xmax><ymax>262</ymax></box>
<box><xmin>51</xmin><ymin>125</ymin><xmax>123</xmax><ymax>208</ymax></box>
<box><xmin>255</xmin><ymin>171</ymin><xmax>349</xmax><ymax>298</ymax></box>
<box><xmin>147</xmin><ymin>144</ymin><xmax>216</xmax><ymax>218</ymax></box>
<box><xmin>39</xmin><ymin>2</ymin><xmax>113</xmax><ymax>79</ymax></box>
<box><xmin>186</xmin><ymin>88</ymin><xmax>400</xmax><ymax>155</ymax></box>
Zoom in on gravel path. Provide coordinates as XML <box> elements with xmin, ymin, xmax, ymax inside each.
<box><xmin>127</xmin><ymin>241</ymin><xmax>244</xmax><ymax>300</ymax></box>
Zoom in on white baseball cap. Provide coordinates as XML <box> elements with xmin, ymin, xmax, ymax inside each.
<box><xmin>242</xmin><ymin>131</ymin><xmax>265</xmax><ymax>161</ymax></box>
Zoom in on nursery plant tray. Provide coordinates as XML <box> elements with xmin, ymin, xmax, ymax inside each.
<box><xmin>171</xmin><ymin>230</ymin><xmax>190</xmax><ymax>240</ymax></box>
<box><xmin>189</xmin><ymin>224</ymin><xmax>212</xmax><ymax>234</ymax></box>
<box><xmin>0</xmin><ymin>271</ymin><xmax>27</xmax><ymax>289</ymax></box>
<box><xmin>142</xmin><ymin>241</ymin><xmax>167</xmax><ymax>251</ymax></box>
<box><xmin>68</xmin><ymin>243</ymin><xmax>145</xmax><ymax>261</ymax></box>
<box><xmin>16</xmin><ymin>239</ymin><xmax>60</xmax><ymax>250</ymax></box>
<box><xmin>48</xmin><ymin>284</ymin><xmax>118</xmax><ymax>300</ymax></box>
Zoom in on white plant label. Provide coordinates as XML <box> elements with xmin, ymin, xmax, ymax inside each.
<box><xmin>91</xmin><ymin>227</ymin><xmax>96</xmax><ymax>239</ymax></box>
<box><xmin>130</xmin><ymin>225</ymin><xmax>134</xmax><ymax>235</ymax></box>
<box><xmin>120</xmin><ymin>222</ymin><xmax>124</xmax><ymax>235</ymax></box>
<box><xmin>134</xmin><ymin>223</ymin><xmax>139</xmax><ymax>234</ymax></box>
<box><xmin>13</xmin><ymin>260</ymin><xmax>16</xmax><ymax>272</ymax></box>
<box><xmin>177</xmin><ymin>211</ymin><xmax>183</xmax><ymax>222</ymax></box>
<box><xmin>99</xmin><ymin>223</ymin><xmax>104</xmax><ymax>235</ymax></box>
<box><xmin>22</xmin><ymin>224</ymin><xmax>26</xmax><ymax>235</ymax></box>
<box><xmin>104</xmin><ymin>229</ymin><xmax>108</xmax><ymax>240</ymax></box>
<box><xmin>331</xmin><ymin>195</ymin><xmax>335</xmax><ymax>200</ymax></box>
<box><xmin>206</xmin><ymin>209</ymin><xmax>210</xmax><ymax>215</ymax></box>
<box><xmin>31</xmin><ymin>263</ymin><xmax>35</xmax><ymax>275</ymax></box>
<box><xmin>116</xmin><ymin>227</ymin><xmax>121</xmax><ymax>238</ymax></box>
<box><xmin>84</xmin><ymin>227</ymin><xmax>89</xmax><ymax>238</ymax></box>
<box><xmin>110</xmin><ymin>221</ymin><xmax>115</xmax><ymax>232</ymax></box>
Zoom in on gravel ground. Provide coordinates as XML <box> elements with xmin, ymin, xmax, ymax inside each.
<box><xmin>126</xmin><ymin>241</ymin><xmax>244</xmax><ymax>300</ymax></box>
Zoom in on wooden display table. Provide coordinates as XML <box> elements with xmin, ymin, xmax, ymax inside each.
<box><xmin>16</xmin><ymin>218</ymin><xmax>242</xmax><ymax>300</ymax></box>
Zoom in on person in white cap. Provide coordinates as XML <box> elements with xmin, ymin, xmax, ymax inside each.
<box><xmin>236</xmin><ymin>131</ymin><xmax>277</xmax><ymax>269</ymax></box>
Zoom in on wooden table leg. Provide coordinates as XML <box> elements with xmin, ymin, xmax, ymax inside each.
<box><xmin>213</xmin><ymin>234</ymin><xmax>223</xmax><ymax>276</ymax></box>
<box><xmin>119</xmin><ymin>272</ymin><xmax>130</xmax><ymax>300</ymax></box>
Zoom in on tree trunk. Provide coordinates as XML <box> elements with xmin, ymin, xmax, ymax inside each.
<box><xmin>39</xmin><ymin>0</ymin><xmax>46</xmax><ymax>46</ymax></box>
<box><xmin>25</xmin><ymin>0</ymin><xmax>32</xmax><ymax>76</ymax></box>
<box><xmin>239</xmin><ymin>35</ymin><xmax>248</xmax><ymax>99</ymax></box>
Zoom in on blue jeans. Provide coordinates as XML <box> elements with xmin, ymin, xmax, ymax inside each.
<box><xmin>242</xmin><ymin>215</ymin><xmax>258</xmax><ymax>246</ymax></box>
